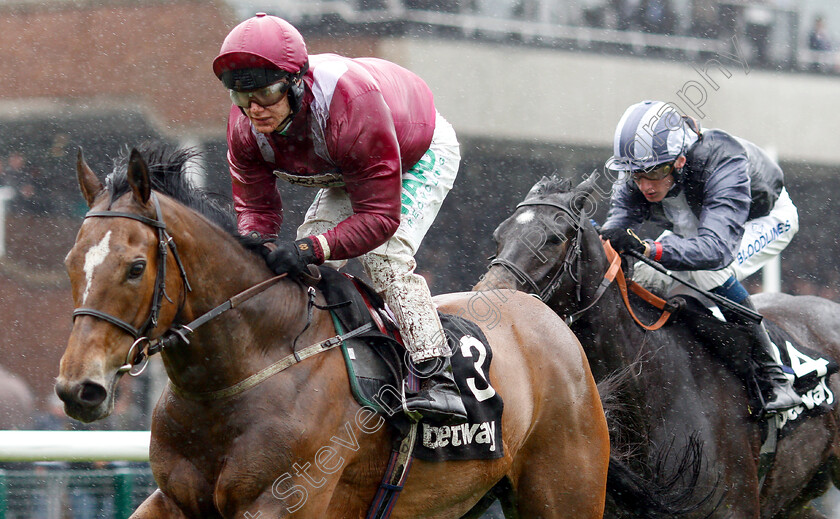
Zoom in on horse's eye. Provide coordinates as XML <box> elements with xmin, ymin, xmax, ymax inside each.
<box><xmin>128</xmin><ymin>261</ymin><xmax>146</xmax><ymax>279</ymax></box>
<box><xmin>546</xmin><ymin>232</ymin><xmax>564</xmax><ymax>245</ymax></box>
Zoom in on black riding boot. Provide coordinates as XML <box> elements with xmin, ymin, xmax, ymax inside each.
<box><xmin>404</xmin><ymin>356</ymin><xmax>468</xmax><ymax>425</ymax></box>
<box><xmin>741</xmin><ymin>297</ymin><xmax>803</xmax><ymax>414</ymax></box>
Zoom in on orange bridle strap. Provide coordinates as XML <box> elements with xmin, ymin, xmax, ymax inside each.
<box><xmin>603</xmin><ymin>240</ymin><xmax>673</xmax><ymax>331</ymax></box>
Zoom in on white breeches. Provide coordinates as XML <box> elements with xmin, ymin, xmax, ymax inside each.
<box><xmin>297</xmin><ymin>112</ymin><xmax>460</xmax><ymax>362</ymax></box>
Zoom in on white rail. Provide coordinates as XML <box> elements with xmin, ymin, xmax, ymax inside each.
<box><xmin>0</xmin><ymin>431</ymin><xmax>150</xmax><ymax>462</ymax></box>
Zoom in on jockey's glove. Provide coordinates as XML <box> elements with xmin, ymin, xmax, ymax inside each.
<box><xmin>600</xmin><ymin>228</ymin><xmax>652</xmax><ymax>258</ymax></box>
<box><xmin>265</xmin><ymin>236</ymin><xmax>324</xmax><ymax>277</ymax></box>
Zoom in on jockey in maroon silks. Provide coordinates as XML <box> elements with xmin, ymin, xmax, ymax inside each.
<box><xmin>213</xmin><ymin>13</ymin><xmax>465</xmax><ymax>423</ymax></box>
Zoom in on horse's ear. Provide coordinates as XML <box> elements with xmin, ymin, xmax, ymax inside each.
<box><xmin>76</xmin><ymin>148</ymin><xmax>104</xmax><ymax>208</ymax></box>
<box><xmin>126</xmin><ymin>148</ymin><xmax>151</xmax><ymax>205</ymax></box>
<box><xmin>574</xmin><ymin>172</ymin><xmax>598</xmax><ymax>197</ymax></box>
<box><xmin>571</xmin><ymin>171</ymin><xmax>600</xmax><ymax>214</ymax></box>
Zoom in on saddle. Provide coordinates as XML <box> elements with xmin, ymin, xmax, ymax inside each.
<box><xmin>671</xmin><ymin>295</ymin><xmax>838</xmax><ymax>434</ymax></box>
<box><xmin>313</xmin><ymin>267</ymin><xmax>505</xmax><ymax>461</ymax></box>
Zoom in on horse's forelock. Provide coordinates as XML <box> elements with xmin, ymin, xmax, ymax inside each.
<box><xmin>527</xmin><ymin>175</ymin><xmax>573</xmax><ymax>199</ymax></box>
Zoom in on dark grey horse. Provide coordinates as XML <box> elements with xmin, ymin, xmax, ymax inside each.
<box><xmin>475</xmin><ymin>175</ymin><xmax>840</xmax><ymax>518</ymax></box>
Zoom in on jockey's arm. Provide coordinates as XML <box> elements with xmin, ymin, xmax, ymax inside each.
<box><xmin>227</xmin><ymin>110</ymin><xmax>284</xmax><ymax>238</ymax></box>
<box><xmin>316</xmin><ymin>90</ymin><xmax>402</xmax><ymax>261</ymax></box>
<box><xmin>657</xmin><ymin>155</ymin><xmax>752</xmax><ymax>271</ymax></box>
<box><xmin>229</xmin><ymin>151</ymin><xmax>284</xmax><ymax>238</ymax></box>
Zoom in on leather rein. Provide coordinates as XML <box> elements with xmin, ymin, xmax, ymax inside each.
<box><xmin>490</xmin><ymin>197</ymin><xmax>674</xmax><ymax>330</ymax></box>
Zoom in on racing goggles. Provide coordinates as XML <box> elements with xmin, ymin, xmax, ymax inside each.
<box><xmin>630</xmin><ymin>162</ymin><xmax>674</xmax><ymax>182</ymax></box>
<box><xmin>229</xmin><ymin>80</ymin><xmax>290</xmax><ymax>108</ymax></box>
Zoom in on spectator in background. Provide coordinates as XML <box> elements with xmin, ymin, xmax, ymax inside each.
<box><xmin>744</xmin><ymin>3</ymin><xmax>773</xmax><ymax>67</ymax></box>
<box><xmin>612</xmin><ymin>0</ymin><xmax>639</xmax><ymax>31</ymax></box>
<box><xmin>809</xmin><ymin>16</ymin><xmax>833</xmax><ymax>51</ymax></box>
<box><xmin>638</xmin><ymin>0</ymin><xmax>676</xmax><ymax>35</ymax></box>
<box><xmin>6</xmin><ymin>151</ymin><xmax>43</xmax><ymax>214</ymax></box>
<box><xmin>691</xmin><ymin>0</ymin><xmax>718</xmax><ymax>39</ymax></box>
<box><xmin>809</xmin><ymin>16</ymin><xmax>836</xmax><ymax>73</ymax></box>
<box><xmin>0</xmin><ymin>364</ymin><xmax>34</xmax><ymax>429</ymax></box>
<box><xmin>6</xmin><ymin>151</ymin><xmax>26</xmax><ymax>187</ymax></box>
<box><xmin>581</xmin><ymin>0</ymin><xmax>608</xmax><ymax>28</ymax></box>
<box><xmin>33</xmin><ymin>392</ymin><xmax>72</xmax><ymax>431</ymax></box>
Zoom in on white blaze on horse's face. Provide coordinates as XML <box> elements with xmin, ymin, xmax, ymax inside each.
<box><xmin>82</xmin><ymin>231</ymin><xmax>112</xmax><ymax>305</ymax></box>
<box><xmin>515</xmin><ymin>209</ymin><xmax>535</xmax><ymax>225</ymax></box>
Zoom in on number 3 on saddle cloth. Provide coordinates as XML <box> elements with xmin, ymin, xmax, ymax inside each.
<box><xmin>676</xmin><ymin>296</ymin><xmax>839</xmax><ymax>437</ymax></box>
<box><xmin>313</xmin><ymin>267</ymin><xmax>504</xmax><ymax>462</ymax></box>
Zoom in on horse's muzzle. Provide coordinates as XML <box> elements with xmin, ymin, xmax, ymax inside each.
<box><xmin>55</xmin><ymin>378</ymin><xmax>109</xmax><ymax>422</ymax></box>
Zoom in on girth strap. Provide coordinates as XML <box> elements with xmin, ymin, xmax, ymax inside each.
<box><xmin>365</xmin><ymin>422</ymin><xmax>419</xmax><ymax>519</ymax></box>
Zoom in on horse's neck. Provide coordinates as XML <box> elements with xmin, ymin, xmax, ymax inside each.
<box><xmin>160</xmin><ymin>213</ymin><xmax>332</xmax><ymax>393</ymax></box>
<box><xmin>573</xmin><ymin>237</ymin><xmax>649</xmax><ymax>380</ymax></box>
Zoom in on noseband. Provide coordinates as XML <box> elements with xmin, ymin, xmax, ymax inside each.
<box><xmin>490</xmin><ymin>197</ymin><xmax>585</xmax><ymax>304</ymax></box>
<box><xmin>72</xmin><ymin>193</ymin><xmax>191</xmax><ymax>374</ymax></box>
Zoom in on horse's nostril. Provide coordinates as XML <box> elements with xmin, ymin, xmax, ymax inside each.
<box><xmin>55</xmin><ymin>382</ymin><xmax>74</xmax><ymax>404</ymax></box>
<box><xmin>78</xmin><ymin>382</ymin><xmax>107</xmax><ymax>406</ymax></box>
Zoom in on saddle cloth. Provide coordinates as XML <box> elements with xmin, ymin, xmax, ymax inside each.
<box><xmin>314</xmin><ymin>267</ymin><xmax>505</xmax><ymax>461</ymax></box>
<box><xmin>674</xmin><ymin>296</ymin><xmax>838</xmax><ymax>434</ymax></box>
<box><xmin>764</xmin><ymin>320</ymin><xmax>839</xmax><ymax>434</ymax></box>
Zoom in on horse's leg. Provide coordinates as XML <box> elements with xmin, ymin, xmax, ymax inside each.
<box><xmin>460</xmin><ymin>478</ymin><xmax>516</xmax><ymax>519</ymax></box>
<box><xmin>130</xmin><ymin>489</ymin><xmax>192</xmax><ymax>519</ymax></box>
<box><xmin>511</xmin><ymin>382</ymin><xmax>609</xmax><ymax>518</ymax></box>
<box><xmin>483</xmin><ymin>298</ymin><xmax>609</xmax><ymax>518</ymax></box>
<box><xmin>511</xmin><ymin>433</ymin><xmax>608</xmax><ymax>518</ymax></box>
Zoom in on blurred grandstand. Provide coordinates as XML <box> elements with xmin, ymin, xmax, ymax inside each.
<box><xmin>231</xmin><ymin>0</ymin><xmax>839</xmax><ymax>72</ymax></box>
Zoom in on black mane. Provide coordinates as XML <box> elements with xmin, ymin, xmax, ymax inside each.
<box><xmin>105</xmin><ymin>143</ymin><xmax>238</xmax><ymax>235</ymax></box>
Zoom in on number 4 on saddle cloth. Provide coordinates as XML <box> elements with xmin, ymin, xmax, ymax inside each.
<box><xmin>313</xmin><ymin>267</ymin><xmax>504</xmax><ymax>462</ymax></box>
<box><xmin>675</xmin><ymin>295</ymin><xmax>839</xmax><ymax>436</ymax></box>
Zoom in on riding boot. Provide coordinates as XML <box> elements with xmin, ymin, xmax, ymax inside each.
<box><xmin>404</xmin><ymin>355</ymin><xmax>468</xmax><ymax>425</ymax></box>
<box><xmin>740</xmin><ymin>297</ymin><xmax>803</xmax><ymax>414</ymax></box>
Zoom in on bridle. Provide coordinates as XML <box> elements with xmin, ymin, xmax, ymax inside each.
<box><xmin>72</xmin><ymin>193</ymin><xmax>192</xmax><ymax>375</ymax></box>
<box><xmin>489</xmin><ymin>194</ymin><xmax>676</xmax><ymax>328</ymax></box>
<box><xmin>489</xmin><ymin>197</ymin><xmax>585</xmax><ymax>305</ymax></box>
<box><xmin>490</xmin><ymin>196</ymin><xmax>620</xmax><ymax>325</ymax></box>
<box><xmin>69</xmin><ymin>192</ymin><xmax>321</xmax><ymax>386</ymax></box>
<box><xmin>69</xmin><ymin>183</ymin><xmax>384</xmax><ymax>402</ymax></box>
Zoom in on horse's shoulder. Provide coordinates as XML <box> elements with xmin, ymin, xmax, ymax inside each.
<box><xmin>436</xmin><ymin>290</ymin><xmax>549</xmax><ymax>313</ymax></box>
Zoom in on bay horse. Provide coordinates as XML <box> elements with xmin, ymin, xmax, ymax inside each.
<box><xmin>55</xmin><ymin>146</ymin><xmax>610</xmax><ymax>518</ymax></box>
<box><xmin>474</xmin><ymin>174</ymin><xmax>840</xmax><ymax>518</ymax></box>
